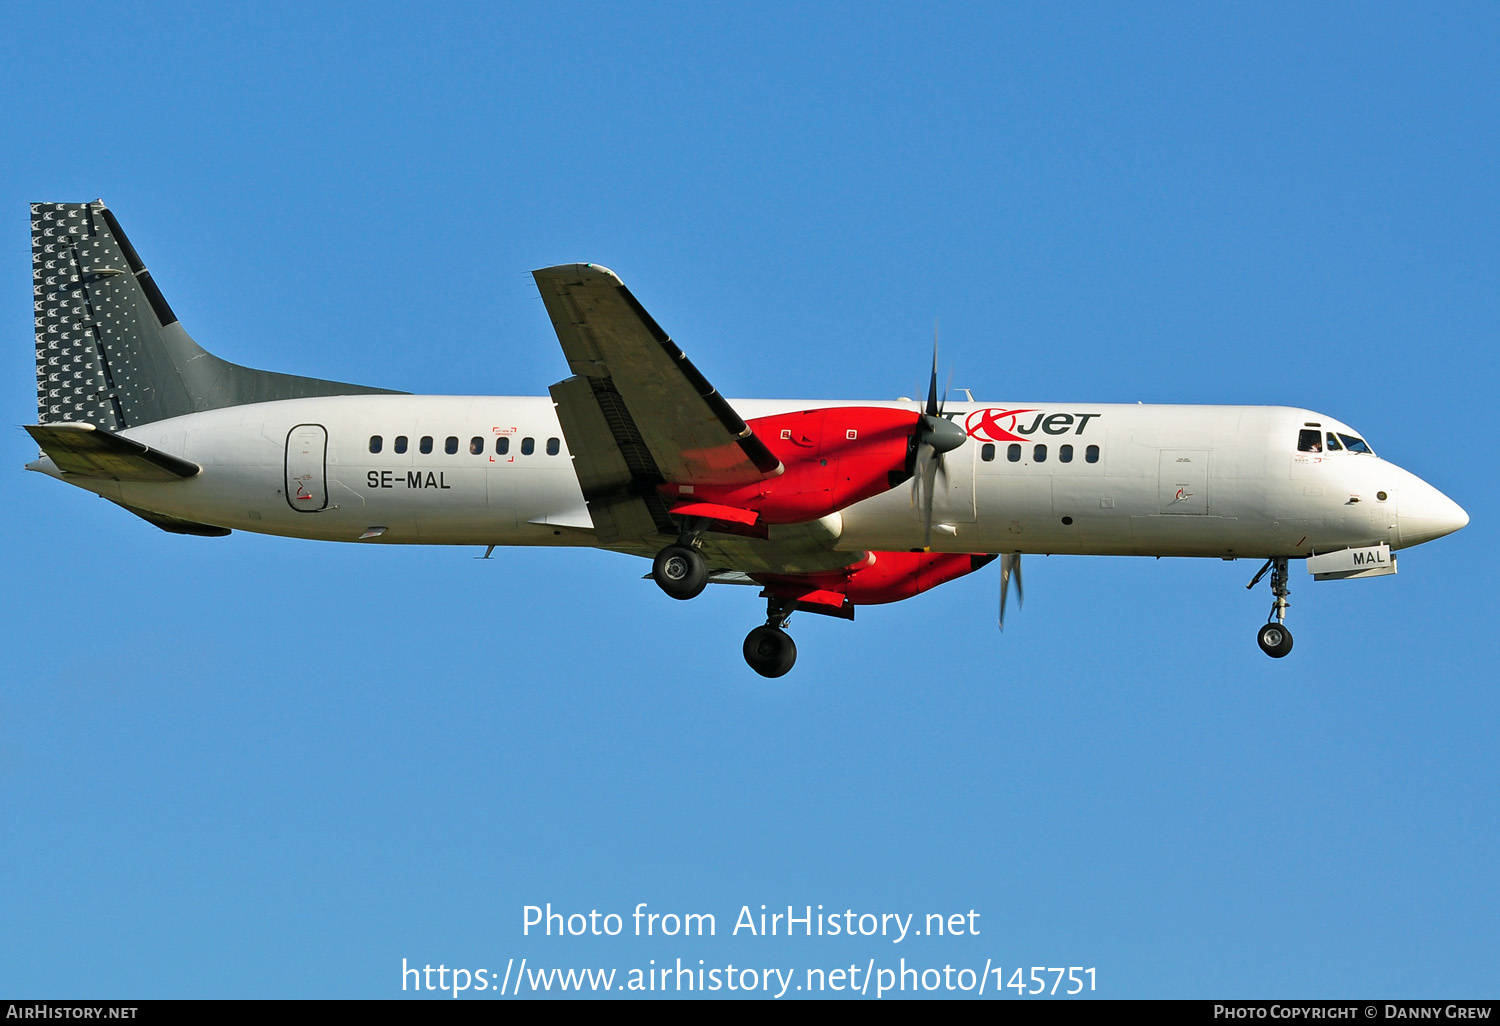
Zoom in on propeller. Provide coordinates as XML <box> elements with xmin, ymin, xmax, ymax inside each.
<box><xmin>998</xmin><ymin>552</ymin><xmax>1023</xmax><ymax>630</ymax></box>
<box><xmin>909</xmin><ymin>324</ymin><xmax>967</xmax><ymax>549</ymax></box>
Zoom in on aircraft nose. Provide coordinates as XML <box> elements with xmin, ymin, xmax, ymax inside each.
<box><xmin>1398</xmin><ymin>479</ymin><xmax>1469</xmax><ymax>548</ymax></box>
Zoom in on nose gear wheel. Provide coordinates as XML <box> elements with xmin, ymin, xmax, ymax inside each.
<box><xmin>1257</xmin><ymin>622</ymin><xmax>1293</xmax><ymax>658</ymax></box>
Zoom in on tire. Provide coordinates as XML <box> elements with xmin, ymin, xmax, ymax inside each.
<box><xmin>743</xmin><ymin>625</ymin><xmax>797</xmax><ymax>678</ymax></box>
<box><xmin>652</xmin><ymin>544</ymin><xmax>708</xmax><ymax>600</ymax></box>
<box><xmin>1257</xmin><ymin>622</ymin><xmax>1294</xmax><ymax>658</ymax></box>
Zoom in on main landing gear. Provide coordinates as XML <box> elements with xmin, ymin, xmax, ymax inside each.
<box><xmin>743</xmin><ymin>597</ymin><xmax>797</xmax><ymax>678</ymax></box>
<box><xmin>1247</xmin><ymin>556</ymin><xmax>1294</xmax><ymax>658</ymax></box>
<box><xmin>652</xmin><ymin>542</ymin><xmax>709</xmax><ymax>600</ymax></box>
<box><xmin>649</xmin><ymin>532</ymin><xmax>799</xmax><ymax>677</ymax></box>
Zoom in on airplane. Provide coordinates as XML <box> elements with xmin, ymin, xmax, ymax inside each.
<box><xmin>25</xmin><ymin>201</ymin><xmax>1469</xmax><ymax>676</ymax></box>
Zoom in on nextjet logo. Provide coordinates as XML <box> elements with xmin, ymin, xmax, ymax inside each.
<box><xmin>964</xmin><ymin>409</ymin><xmax>1100</xmax><ymax>443</ymax></box>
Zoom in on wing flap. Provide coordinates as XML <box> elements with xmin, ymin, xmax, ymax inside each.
<box><xmin>668</xmin><ymin>501</ymin><xmax>759</xmax><ymax>526</ymax></box>
<box><xmin>26</xmin><ymin>422</ymin><xmax>199</xmax><ymax>481</ymax></box>
<box><xmin>548</xmin><ymin>376</ymin><xmax>673</xmax><ymax>544</ymax></box>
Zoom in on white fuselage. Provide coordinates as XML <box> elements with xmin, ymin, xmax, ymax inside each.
<box><xmin>28</xmin><ymin>395</ymin><xmax>1467</xmax><ymax>561</ymax></box>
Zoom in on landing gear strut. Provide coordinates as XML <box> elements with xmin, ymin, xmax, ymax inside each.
<box><xmin>744</xmin><ymin>597</ymin><xmax>797</xmax><ymax>678</ymax></box>
<box><xmin>1247</xmin><ymin>556</ymin><xmax>1294</xmax><ymax>658</ymax></box>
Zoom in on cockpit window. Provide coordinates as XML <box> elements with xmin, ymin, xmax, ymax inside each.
<box><xmin>1325</xmin><ymin>433</ymin><xmax>1343</xmax><ymax>452</ymax></box>
<box><xmin>1338</xmin><ymin>433</ymin><xmax>1373</xmax><ymax>455</ymax></box>
<box><xmin>1297</xmin><ymin>429</ymin><xmax>1323</xmax><ymax>453</ymax></box>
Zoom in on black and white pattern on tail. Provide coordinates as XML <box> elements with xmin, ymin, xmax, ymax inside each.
<box><xmin>32</xmin><ymin>202</ymin><xmax>121</xmax><ymax>429</ymax></box>
<box><xmin>30</xmin><ymin>199</ymin><xmax>403</xmax><ymax>433</ymax></box>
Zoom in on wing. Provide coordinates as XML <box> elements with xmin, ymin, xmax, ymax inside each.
<box><xmin>534</xmin><ymin>263</ymin><xmax>783</xmax><ymax>545</ymax></box>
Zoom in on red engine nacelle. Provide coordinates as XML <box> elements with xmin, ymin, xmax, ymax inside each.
<box><xmin>659</xmin><ymin>407</ymin><xmax>917</xmax><ymax>525</ymax></box>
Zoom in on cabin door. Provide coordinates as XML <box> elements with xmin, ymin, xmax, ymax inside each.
<box><xmin>285</xmin><ymin>424</ymin><xmax>329</xmax><ymax>512</ymax></box>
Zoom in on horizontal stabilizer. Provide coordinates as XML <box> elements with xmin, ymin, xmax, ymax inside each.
<box><xmin>26</xmin><ymin>422</ymin><xmax>199</xmax><ymax>481</ymax></box>
<box><xmin>110</xmin><ymin>500</ymin><xmax>231</xmax><ymax>537</ymax></box>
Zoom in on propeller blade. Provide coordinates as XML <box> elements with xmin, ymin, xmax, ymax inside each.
<box><xmin>926</xmin><ymin>336</ymin><xmax>940</xmax><ymax>418</ymax></box>
<box><xmin>909</xmin><ymin>444</ymin><xmax>937</xmax><ymax>547</ymax></box>
<box><xmin>920</xmin><ymin>448</ymin><xmax>939</xmax><ymax>549</ymax></box>
<box><xmin>908</xmin><ymin>322</ymin><xmax>965</xmax><ymax>551</ymax></box>
<box><xmin>999</xmin><ymin>556</ymin><xmax>1010</xmax><ymax>629</ymax></box>
<box><xmin>999</xmin><ymin>552</ymin><xmax>1023</xmax><ymax>630</ymax></box>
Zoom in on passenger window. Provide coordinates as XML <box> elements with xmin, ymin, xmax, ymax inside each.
<box><xmin>445</xmin><ymin>436</ymin><xmax>459</xmax><ymax>455</ymax></box>
<box><xmin>495</xmin><ymin>436</ymin><xmax>510</xmax><ymax>455</ymax></box>
<box><xmin>1033</xmin><ymin>444</ymin><xmax>1047</xmax><ymax>463</ymax></box>
<box><xmin>1298</xmin><ymin>429</ymin><xmax>1323</xmax><ymax>453</ymax></box>
<box><xmin>1007</xmin><ymin>444</ymin><xmax>1021</xmax><ymax>462</ymax></box>
<box><xmin>981</xmin><ymin>443</ymin><xmax>995</xmax><ymax>462</ymax></box>
<box><xmin>1085</xmin><ymin>445</ymin><xmax>1100</xmax><ymax>464</ymax></box>
<box><xmin>419</xmin><ymin>436</ymin><xmax>433</xmax><ymax>454</ymax></box>
<box><xmin>369</xmin><ymin>435</ymin><xmax>382</xmax><ymax>454</ymax></box>
<box><xmin>1059</xmin><ymin>444</ymin><xmax>1073</xmax><ymax>463</ymax></box>
<box><xmin>521</xmin><ymin>437</ymin><xmax>535</xmax><ymax>456</ymax></box>
<box><xmin>395</xmin><ymin>435</ymin><xmax>409</xmax><ymax>454</ymax></box>
<box><xmin>470</xmin><ymin>436</ymin><xmax>484</xmax><ymax>455</ymax></box>
<box><xmin>1325</xmin><ymin>433</ymin><xmax>1343</xmax><ymax>452</ymax></box>
<box><xmin>546</xmin><ymin>437</ymin><xmax>560</xmax><ymax>456</ymax></box>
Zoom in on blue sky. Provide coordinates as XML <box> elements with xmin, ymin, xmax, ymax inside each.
<box><xmin>2</xmin><ymin>2</ymin><xmax>1496</xmax><ymax>999</ymax></box>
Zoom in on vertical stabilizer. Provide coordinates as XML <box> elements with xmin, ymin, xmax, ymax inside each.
<box><xmin>32</xmin><ymin>201</ymin><xmax>401</xmax><ymax>429</ymax></box>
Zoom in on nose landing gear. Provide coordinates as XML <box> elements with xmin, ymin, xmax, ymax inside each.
<box><xmin>1247</xmin><ymin>556</ymin><xmax>1294</xmax><ymax>658</ymax></box>
<box><xmin>744</xmin><ymin>597</ymin><xmax>797</xmax><ymax>677</ymax></box>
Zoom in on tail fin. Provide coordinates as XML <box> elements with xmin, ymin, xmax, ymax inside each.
<box><xmin>32</xmin><ymin>201</ymin><xmax>402</xmax><ymax>429</ymax></box>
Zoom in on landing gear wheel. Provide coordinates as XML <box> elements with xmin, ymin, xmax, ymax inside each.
<box><xmin>743</xmin><ymin>625</ymin><xmax>797</xmax><ymax>678</ymax></box>
<box><xmin>652</xmin><ymin>544</ymin><xmax>708</xmax><ymax>600</ymax></box>
<box><xmin>1257</xmin><ymin>622</ymin><xmax>1294</xmax><ymax>658</ymax></box>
